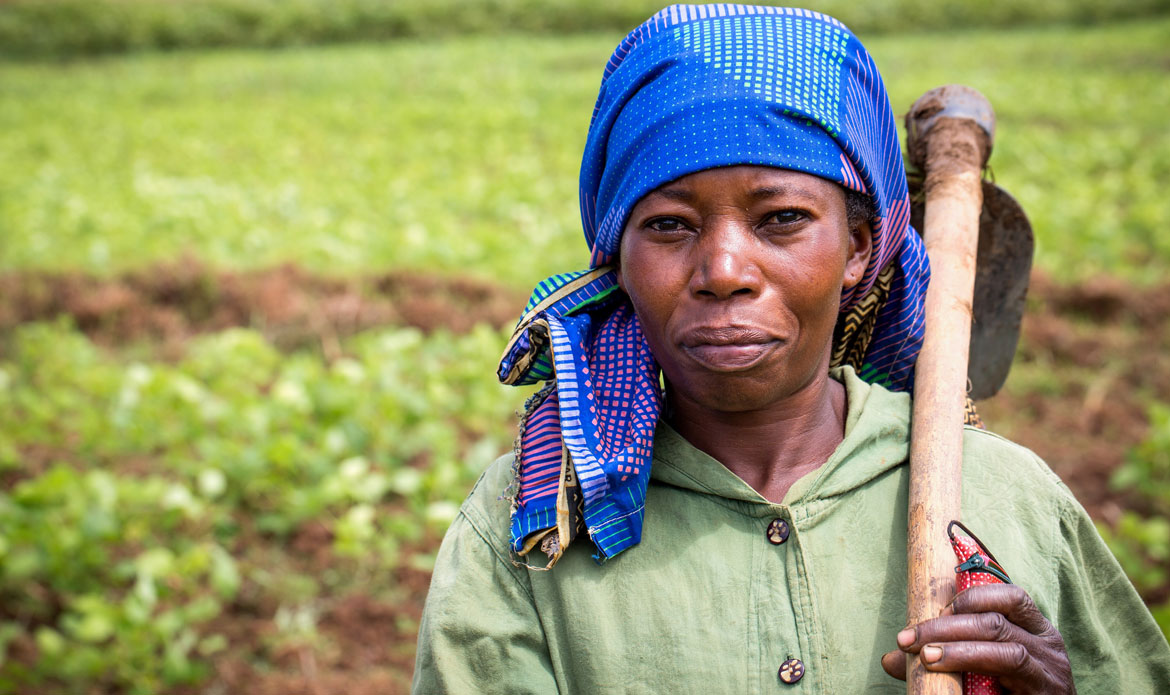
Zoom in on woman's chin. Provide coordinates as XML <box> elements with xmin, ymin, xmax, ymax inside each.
<box><xmin>670</xmin><ymin>374</ymin><xmax>797</xmax><ymax>414</ymax></box>
<box><xmin>664</xmin><ymin>358</ymin><xmax>831</xmax><ymax>416</ymax></box>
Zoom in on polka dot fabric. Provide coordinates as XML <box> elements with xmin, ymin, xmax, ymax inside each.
<box><xmin>578</xmin><ymin>5</ymin><xmax>930</xmax><ymax>391</ymax></box>
<box><xmin>951</xmin><ymin>531</ymin><xmax>1009</xmax><ymax>695</ymax></box>
<box><xmin>500</xmin><ymin>4</ymin><xmax>932</xmax><ymax>563</ymax></box>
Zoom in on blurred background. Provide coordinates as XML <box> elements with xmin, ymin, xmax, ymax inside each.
<box><xmin>1</xmin><ymin>0</ymin><xmax>1168</xmax><ymax>692</ymax></box>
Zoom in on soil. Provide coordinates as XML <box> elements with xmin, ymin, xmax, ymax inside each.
<box><xmin>163</xmin><ymin>505</ymin><xmax>439</xmax><ymax>695</ymax></box>
<box><xmin>978</xmin><ymin>271</ymin><xmax>1170</xmax><ymax>523</ymax></box>
<box><xmin>0</xmin><ymin>258</ymin><xmax>524</xmax><ymax>360</ymax></box>
<box><xmin>3</xmin><ymin>262</ymin><xmax>1169</xmax><ymax>693</ymax></box>
<box><xmin>199</xmin><ymin>564</ymin><xmax>433</xmax><ymax>695</ymax></box>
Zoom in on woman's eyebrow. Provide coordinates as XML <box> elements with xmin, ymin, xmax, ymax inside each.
<box><xmin>648</xmin><ymin>184</ymin><xmax>821</xmax><ymax>203</ymax></box>
<box><xmin>648</xmin><ymin>186</ymin><xmax>694</xmax><ymax>202</ymax></box>
<box><xmin>749</xmin><ymin>185</ymin><xmax>819</xmax><ymax>201</ymax></box>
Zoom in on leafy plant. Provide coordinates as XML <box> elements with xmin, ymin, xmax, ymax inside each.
<box><xmin>1112</xmin><ymin>403</ymin><xmax>1170</xmax><ymax>516</ymax></box>
<box><xmin>1096</xmin><ymin>514</ymin><xmax>1169</xmax><ymax>596</ymax></box>
<box><xmin>0</xmin><ymin>320</ymin><xmax>521</xmax><ymax>691</ymax></box>
<box><xmin>1100</xmin><ymin>401</ymin><xmax>1170</xmax><ymax>639</ymax></box>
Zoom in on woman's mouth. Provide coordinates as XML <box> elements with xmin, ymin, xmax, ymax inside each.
<box><xmin>679</xmin><ymin>327</ymin><xmax>782</xmax><ymax>372</ymax></box>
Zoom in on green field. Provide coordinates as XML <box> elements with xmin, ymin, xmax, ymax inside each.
<box><xmin>3</xmin><ymin>16</ymin><xmax>1170</xmax><ymax>694</ymax></box>
<box><xmin>0</xmin><ymin>319</ymin><xmax>522</xmax><ymax>691</ymax></box>
<box><xmin>2</xmin><ymin>18</ymin><xmax>1169</xmax><ymax>284</ymax></box>
<box><xmin>2</xmin><ymin>0</ymin><xmax>1165</xmax><ymax>58</ymax></box>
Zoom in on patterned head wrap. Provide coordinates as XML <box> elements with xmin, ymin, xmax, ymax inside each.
<box><xmin>498</xmin><ymin>4</ymin><xmax>930</xmax><ymax>566</ymax></box>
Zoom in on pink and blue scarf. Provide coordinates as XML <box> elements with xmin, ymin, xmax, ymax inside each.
<box><xmin>498</xmin><ymin>4</ymin><xmax>929</xmax><ymax>564</ymax></box>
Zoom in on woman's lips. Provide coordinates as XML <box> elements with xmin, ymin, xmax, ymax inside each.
<box><xmin>679</xmin><ymin>327</ymin><xmax>782</xmax><ymax>372</ymax></box>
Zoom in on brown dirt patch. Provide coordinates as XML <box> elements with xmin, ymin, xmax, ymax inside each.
<box><xmin>978</xmin><ymin>270</ymin><xmax>1170</xmax><ymax>522</ymax></box>
<box><xmin>195</xmin><ymin>545</ymin><xmax>435</xmax><ymax>695</ymax></box>
<box><xmin>202</xmin><ymin>591</ymin><xmax>421</xmax><ymax>695</ymax></box>
<box><xmin>0</xmin><ymin>258</ymin><xmax>524</xmax><ymax>359</ymax></box>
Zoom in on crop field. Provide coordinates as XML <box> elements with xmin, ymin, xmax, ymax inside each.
<box><xmin>2</xmin><ymin>0</ymin><xmax>1166</xmax><ymax>58</ymax></box>
<box><xmin>1</xmin><ymin>14</ymin><xmax>1169</xmax><ymax>695</ymax></box>
<box><xmin>3</xmin><ymin>19</ymin><xmax>1169</xmax><ymax>284</ymax></box>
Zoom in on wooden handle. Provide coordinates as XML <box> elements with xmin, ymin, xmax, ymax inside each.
<box><xmin>905</xmin><ymin>87</ymin><xmax>994</xmax><ymax>695</ymax></box>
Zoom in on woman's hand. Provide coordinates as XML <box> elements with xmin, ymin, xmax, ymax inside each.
<box><xmin>880</xmin><ymin>584</ymin><xmax>1076</xmax><ymax>694</ymax></box>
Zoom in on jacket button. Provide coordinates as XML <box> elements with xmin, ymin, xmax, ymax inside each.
<box><xmin>767</xmin><ymin>518</ymin><xmax>790</xmax><ymax>545</ymax></box>
<box><xmin>779</xmin><ymin>658</ymin><xmax>805</xmax><ymax>684</ymax></box>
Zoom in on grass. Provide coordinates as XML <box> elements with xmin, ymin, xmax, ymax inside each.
<box><xmin>1</xmin><ymin>18</ymin><xmax>1169</xmax><ymax>286</ymax></box>
<box><xmin>2</xmin><ymin>0</ymin><xmax>1166</xmax><ymax>59</ymax></box>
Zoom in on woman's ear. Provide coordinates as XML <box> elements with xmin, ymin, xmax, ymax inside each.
<box><xmin>843</xmin><ymin>218</ymin><xmax>873</xmax><ymax>290</ymax></box>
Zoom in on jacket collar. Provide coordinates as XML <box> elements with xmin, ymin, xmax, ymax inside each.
<box><xmin>650</xmin><ymin>366</ymin><xmax>910</xmax><ymax>506</ymax></box>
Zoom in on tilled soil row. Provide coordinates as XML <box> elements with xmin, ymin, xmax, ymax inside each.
<box><xmin>980</xmin><ymin>272</ymin><xmax>1170</xmax><ymax>523</ymax></box>
<box><xmin>0</xmin><ymin>259</ymin><xmax>524</xmax><ymax>359</ymax></box>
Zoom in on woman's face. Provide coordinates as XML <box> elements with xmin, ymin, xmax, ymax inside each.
<box><xmin>617</xmin><ymin>166</ymin><xmax>872</xmax><ymax>414</ymax></box>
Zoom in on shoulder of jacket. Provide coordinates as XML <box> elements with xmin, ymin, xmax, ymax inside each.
<box><xmin>960</xmin><ymin>425</ymin><xmax>1069</xmax><ymax>494</ymax></box>
<box><xmin>456</xmin><ymin>451</ymin><xmax>519</xmax><ymax>553</ymax></box>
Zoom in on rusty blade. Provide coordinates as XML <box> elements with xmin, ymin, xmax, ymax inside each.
<box><xmin>909</xmin><ymin>178</ymin><xmax>1034</xmax><ymax>400</ymax></box>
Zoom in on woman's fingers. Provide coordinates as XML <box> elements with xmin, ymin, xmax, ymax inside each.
<box><xmin>950</xmin><ymin>584</ymin><xmax>1052</xmax><ymax>636</ymax></box>
<box><xmin>917</xmin><ymin>640</ymin><xmax>1047</xmax><ymax>686</ymax></box>
<box><xmin>885</xmin><ymin>584</ymin><xmax>1076</xmax><ymax>693</ymax></box>
<box><xmin>897</xmin><ymin>611</ymin><xmax>1035</xmax><ymax>652</ymax></box>
<box><xmin>881</xmin><ymin>650</ymin><xmax>907</xmax><ymax>680</ymax></box>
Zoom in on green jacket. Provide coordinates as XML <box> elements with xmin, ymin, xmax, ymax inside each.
<box><xmin>413</xmin><ymin>368</ymin><xmax>1170</xmax><ymax>693</ymax></box>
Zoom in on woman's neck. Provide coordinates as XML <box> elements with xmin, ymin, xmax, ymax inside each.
<box><xmin>667</xmin><ymin>372</ymin><xmax>847</xmax><ymax>504</ymax></box>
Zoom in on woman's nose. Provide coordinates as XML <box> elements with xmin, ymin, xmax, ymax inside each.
<box><xmin>690</xmin><ymin>222</ymin><xmax>762</xmax><ymax>300</ymax></box>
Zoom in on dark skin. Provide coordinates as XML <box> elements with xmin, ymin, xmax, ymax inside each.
<box><xmin>617</xmin><ymin>166</ymin><xmax>869</xmax><ymax>501</ymax></box>
<box><xmin>615</xmin><ymin>165</ymin><xmax>1075</xmax><ymax>692</ymax></box>
<box><xmin>881</xmin><ymin>584</ymin><xmax>1076</xmax><ymax>693</ymax></box>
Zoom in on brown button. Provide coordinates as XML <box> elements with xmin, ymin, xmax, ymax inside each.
<box><xmin>779</xmin><ymin>658</ymin><xmax>805</xmax><ymax>684</ymax></box>
<box><xmin>767</xmin><ymin>518</ymin><xmax>790</xmax><ymax>545</ymax></box>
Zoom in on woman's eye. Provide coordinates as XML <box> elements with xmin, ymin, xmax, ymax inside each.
<box><xmin>646</xmin><ymin>217</ymin><xmax>687</xmax><ymax>233</ymax></box>
<box><xmin>765</xmin><ymin>210</ymin><xmax>806</xmax><ymax>226</ymax></box>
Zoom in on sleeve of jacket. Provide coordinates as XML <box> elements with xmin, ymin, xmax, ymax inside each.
<box><xmin>412</xmin><ymin>461</ymin><xmax>557</xmax><ymax>695</ymax></box>
<box><xmin>1050</xmin><ymin>489</ymin><xmax>1170</xmax><ymax>693</ymax></box>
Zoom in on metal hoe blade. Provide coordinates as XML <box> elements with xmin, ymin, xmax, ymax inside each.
<box><xmin>909</xmin><ymin>178</ymin><xmax>1034</xmax><ymax>400</ymax></box>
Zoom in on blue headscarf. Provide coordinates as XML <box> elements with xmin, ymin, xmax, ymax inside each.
<box><xmin>498</xmin><ymin>4</ymin><xmax>929</xmax><ymax>565</ymax></box>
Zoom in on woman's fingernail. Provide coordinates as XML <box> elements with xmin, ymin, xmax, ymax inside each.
<box><xmin>896</xmin><ymin>629</ymin><xmax>915</xmax><ymax>648</ymax></box>
<box><xmin>922</xmin><ymin>646</ymin><xmax>943</xmax><ymax>663</ymax></box>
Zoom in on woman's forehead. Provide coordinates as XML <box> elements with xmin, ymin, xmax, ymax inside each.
<box><xmin>638</xmin><ymin>166</ymin><xmax>845</xmax><ymax>207</ymax></box>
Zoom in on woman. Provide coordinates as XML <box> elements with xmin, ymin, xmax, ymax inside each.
<box><xmin>413</xmin><ymin>5</ymin><xmax>1170</xmax><ymax>693</ymax></box>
